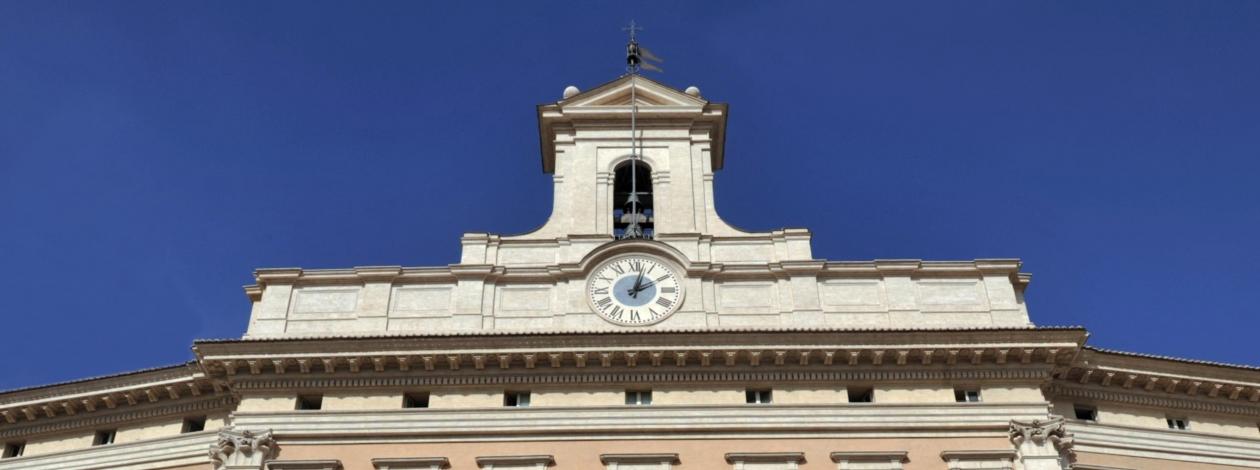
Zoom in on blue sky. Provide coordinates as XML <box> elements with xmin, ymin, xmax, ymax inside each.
<box><xmin>2</xmin><ymin>1</ymin><xmax>1258</xmax><ymax>390</ymax></box>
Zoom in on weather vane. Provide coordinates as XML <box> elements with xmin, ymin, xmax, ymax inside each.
<box><xmin>623</xmin><ymin>20</ymin><xmax>663</xmax><ymax>74</ymax></box>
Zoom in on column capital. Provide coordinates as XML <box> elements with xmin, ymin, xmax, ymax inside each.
<box><xmin>209</xmin><ymin>427</ymin><xmax>279</xmax><ymax>470</ymax></box>
<box><xmin>1009</xmin><ymin>416</ymin><xmax>1074</xmax><ymax>469</ymax></box>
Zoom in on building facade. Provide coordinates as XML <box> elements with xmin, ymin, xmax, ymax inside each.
<box><xmin>1</xmin><ymin>74</ymin><xmax>1258</xmax><ymax>470</ymax></box>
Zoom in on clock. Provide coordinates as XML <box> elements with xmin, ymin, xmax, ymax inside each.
<box><xmin>586</xmin><ymin>255</ymin><xmax>684</xmax><ymax>326</ymax></box>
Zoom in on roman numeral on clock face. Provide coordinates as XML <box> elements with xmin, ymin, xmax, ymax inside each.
<box><xmin>596</xmin><ymin>297</ymin><xmax>612</xmax><ymax>309</ymax></box>
<box><xmin>656</xmin><ymin>297</ymin><xmax>672</xmax><ymax>308</ymax></box>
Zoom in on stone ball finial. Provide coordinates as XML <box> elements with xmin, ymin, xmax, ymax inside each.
<box><xmin>685</xmin><ymin>86</ymin><xmax>701</xmax><ymax>97</ymax></box>
<box><xmin>563</xmin><ymin>86</ymin><xmax>580</xmax><ymax>99</ymax></box>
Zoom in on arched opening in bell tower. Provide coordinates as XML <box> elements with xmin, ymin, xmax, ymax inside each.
<box><xmin>613</xmin><ymin>160</ymin><xmax>654</xmax><ymax>239</ymax></box>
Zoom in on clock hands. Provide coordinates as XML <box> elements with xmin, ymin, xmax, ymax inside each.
<box><xmin>628</xmin><ymin>270</ymin><xmax>645</xmax><ymax>298</ymax></box>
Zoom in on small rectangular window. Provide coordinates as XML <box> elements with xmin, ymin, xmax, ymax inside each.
<box><xmin>296</xmin><ymin>394</ymin><xmax>323</xmax><ymax>410</ymax></box>
<box><xmin>847</xmin><ymin>387</ymin><xmax>874</xmax><ymax>403</ymax></box>
<box><xmin>92</xmin><ymin>429</ymin><xmax>116</xmax><ymax>446</ymax></box>
<box><xmin>625</xmin><ymin>390</ymin><xmax>652</xmax><ymax>406</ymax></box>
<box><xmin>404</xmin><ymin>392</ymin><xmax>430</xmax><ymax>409</ymax></box>
<box><xmin>2</xmin><ymin>442</ymin><xmax>24</xmax><ymax>459</ymax></box>
<box><xmin>1167</xmin><ymin>417</ymin><xmax>1189</xmax><ymax>430</ymax></box>
<box><xmin>745</xmin><ymin>389</ymin><xmax>772</xmax><ymax>404</ymax></box>
<box><xmin>1073</xmin><ymin>404</ymin><xmax>1098</xmax><ymax>422</ymax></box>
<box><xmin>181</xmin><ymin>416</ymin><xmax>206</xmax><ymax>433</ymax></box>
<box><xmin>954</xmin><ymin>389</ymin><xmax>982</xmax><ymax>403</ymax></box>
<box><xmin>505</xmin><ymin>391</ymin><xmax>531</xmax><ymax>407</ymax></box>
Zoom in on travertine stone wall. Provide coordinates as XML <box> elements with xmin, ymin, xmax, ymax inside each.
<box><xmin>244</xmin><ymin>263</ymin><xmax>1031</xmax><ymax>337</ymax></box>
<box><xmin>979</xmin><ymin>385</ymin><xmax>1047</xmax><ymax>403</ymax></box>
<box><xmin>772</xmin><ymin>387</ymin><xmax>849</xmax><ymax>405</ymax></box>
<box><xmin>531</xmin><ymin>388</ymin><xmax>624</xmax><ymax>407</ymax></box>
<box><xmin>428</xmin><ymin>390</ymin><xmax>501</xmax><ymax>408</ymax></box>
<box><xmin>323</xmin><ymin>392</ymin><xmax>401</xmax><ymax>411</ymax></box>
<box><xmin>874</xmin><ymin>386</ymin><xmax>955</xmax><ymax>404</ymax></box>
<box><xmin>651</xmin><ymin>387</ymin><xmax>744</xmax><ymax>406</ymax></box>
<box><xmin>1095</xmin><ymin>403</ymin><xmax>1169</xmax><ymax>428</ymax></box>
<box><xmin>114</xmin><ymin>419</ymin><xmax>182</xmax><ymax>444</ymax></box>
<box><xmin>237</xmin><ymin>394</ymin><xmax>297</xmax><ymax>413</ymax></box>
<box><xmin>113</xmin><ymin>414</ymin><xmax>227</xmax><ymax>445</ymax></box>
<box><xmin>21</xmin><ymin>431</ymin><xmax>93</xmax><ymax>456</ymax></box>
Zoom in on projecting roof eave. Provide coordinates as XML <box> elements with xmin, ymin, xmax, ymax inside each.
<box><xmin>0</xmin><ymin>362</ymin><xmax>196</xmax><ymax>398</ymax></box>
<box><xmin>1084</xmin><ymin>346</ymin><xmax>1260</xmax><ymax>372</ymax></box>
<box><xmin>192</xmin><ymin>326</ymin><xmax>1089</xmax><ymax>383</ymax></box>
<box><xmin>1053</xmin><ymin>346</ymin><xmax>1260</xmax><ymax>410</ymax></box>
<box><xmin>0</xmin><ymin>362</ymin><xmax>230</xmax><ymax>429</ymax></box>
<box><xmin>196</xmin><ymin>325</ymin><xmax>1088</xmax><ymax>344</ymax></box>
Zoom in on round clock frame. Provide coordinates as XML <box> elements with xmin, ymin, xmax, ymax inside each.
<box><xmin>585</xmin><ymin>254</ymin><xmax>685</xmax><ymax>326</ymax></box>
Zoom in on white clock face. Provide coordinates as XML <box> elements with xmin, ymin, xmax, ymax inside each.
<box><xmin>586</xmin><ymin>256</ymin><xmax>684</xmax><ymax>326</ymax></box>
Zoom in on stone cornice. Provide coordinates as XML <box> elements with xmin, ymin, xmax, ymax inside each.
<box><xmin>197</xmin><ymin>328</ymin><xmax>1086</xmax><ymax>351</ymax></box>
<box><xmin>228</xmin><ymin>367</ymin><xmax>1054</xmax><ymax>392</ymax></box>
<box><xmin>0</xmin><ymin>364</ymin><xmax>231</xmax><ymax>432</ymax></box>
<box><xmin>1055</xmin><ymin>362</ymin><xmax>1260</xmax><ymax>410</ymax></box>
<box><xmin>194</xmin><ymin>330</ymin><xmax>1083</xmax><ymax>383</ymax></box>
<box><xmin>1081</xmin><ymin>347</ymin><xmax>1260</xmax><ymax>375</ymax></box>
<box><xmin>0</xmin><ymin>395</ymin><xmax>233</xmax><ymax>439</ymax></box>
<box><xmin>241</xmin><ymin>256</ymin><xmax>1028</xmax><ymax>294</ymax></box>
<box><xmin>0</xmin><ymin>363</ymin><xmax>199</xmax><ymax>405</ymax></box>
<box><xmin>1048</xmin><ymin>382</ymin><xmax>1260</xmax><ymax>417</ymax></box>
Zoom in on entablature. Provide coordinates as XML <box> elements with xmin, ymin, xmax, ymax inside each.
<box><xmin>1047</xmin><ymin>347</ymin><xmax>1260</xmax><ymax>415</ymax></box>
<box><xmin>0</xmin><ymin>363</ymin><xmax>232</xmax><ymax>436</ymax></box>
<box><xmin>194</xmin><ymin>328</ymin><xmax>1085</xmax><ymax>389</ymax></box>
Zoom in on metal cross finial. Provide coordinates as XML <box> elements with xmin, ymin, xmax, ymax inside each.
<box><xmin>622</xmin><ymin>20</ymin><xmax>642</xmax><ymax>43</ymax></box>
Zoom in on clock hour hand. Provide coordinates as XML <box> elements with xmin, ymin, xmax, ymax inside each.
<box><xmin>629</xmin><ymin>271</ymin><xmax>645</xmax><ymax>298</ymax></box>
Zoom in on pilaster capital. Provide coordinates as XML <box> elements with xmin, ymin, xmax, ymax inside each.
<box><xmin>210</xmin><ymin>427</ymin><xmax>278</xmax><ymax>470</ymax></box>
<box><xmin>1009</xmin><ymin>416</ymin><xmax>1074</xmax><ymax>466</ymax></box>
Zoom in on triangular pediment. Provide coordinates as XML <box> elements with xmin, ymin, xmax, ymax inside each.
<box><xmin>560</xmin><ymin>74</ymin><xmax>706</xmax><ymax>109</ymax></box>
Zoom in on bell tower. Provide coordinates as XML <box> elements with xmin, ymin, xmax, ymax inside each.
<box><xmin>535</xmin><ymin>75</ymin><xmax>734</xmax><ymax>238</ymax></box>
<box><xmin>456</xmin><ymin>74</ymin><xmax>814</xmax><ymax>267</ymax></box>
